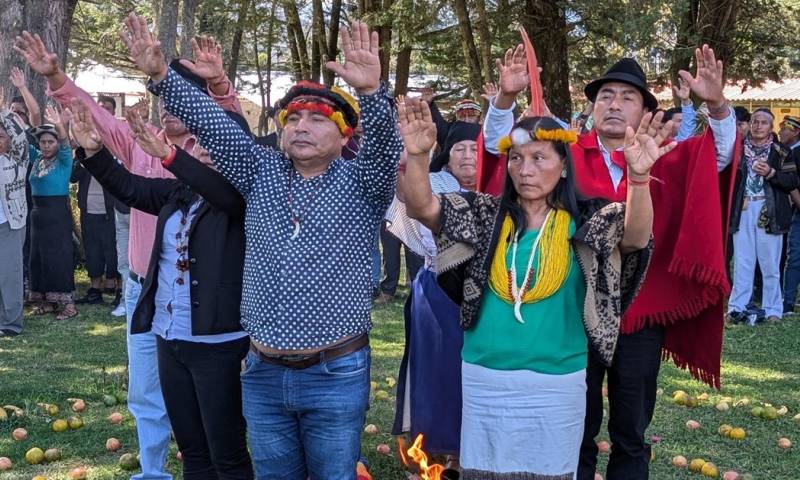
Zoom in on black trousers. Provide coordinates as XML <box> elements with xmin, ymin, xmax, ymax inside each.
<box><xmin>379</xmin><ymin>222</ymin><xmax>424</xmax><ymax>295</ymax></box>
<box><xmin>578</xmin><ymin>326</ymin><xmax>664</xmax><ymax>480</ymax></box>
<box><xmin>156</xmin><ymin>336</ymin><xmax>253</xmax><ymax>480</ymax></box>
<box><xmin>80</xmin><ymin>212</ymin><xmax>119</xmax><ymax>280</ymax></box>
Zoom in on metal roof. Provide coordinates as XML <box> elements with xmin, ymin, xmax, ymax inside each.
<box><xmin>654</xmin><ymin>78</ymin><xmax>800</xmax><ymax>103</ymax></box>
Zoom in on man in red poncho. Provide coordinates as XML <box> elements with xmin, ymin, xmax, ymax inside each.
<box><xmin>479</xmin><ymin>45</ymin><xmax>738</xmax><ymax>479</ymax></box>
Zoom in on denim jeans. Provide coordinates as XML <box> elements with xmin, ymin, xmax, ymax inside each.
<box><xmin>241</xmin><ymin>345</ymin><xmax>371</xmax><ymax>480</ymax></box>
<box><xmin>783</xmin><ymin>211</ymin><xmax>800</xmax><ymax>309</ymax></box>
<box><xmin>126</xmin><ymin>276</ymin><xmax>173</xmax><ymax>480</ymax></box>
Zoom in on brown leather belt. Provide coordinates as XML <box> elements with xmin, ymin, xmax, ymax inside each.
<box><xmin>250</xmin><ymin>334</ymin><xmax>369</xmax><ymax>370</ymax></box>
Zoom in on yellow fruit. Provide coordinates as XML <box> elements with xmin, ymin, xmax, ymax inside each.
<box><xmin>734</xmin><ymin>398</ymin><xmax>750</xmax><ymax>407</ymax></box>
<box><xmin>32</xmin><ymin>476</ymin><xmax>48</xmax><ymax>480</ymax></box>
<box><xmin>729</xmin><ymin>427</ymin><xmax>746</xmax><ymax>440</ymax></box>
<box><xmin>698</xmin><ymin>393</ymin><xmax>710</xmax><ymax>401</ymax></box>
<box><xmin>777</xmin><ymin>406</ymin><xmax>788</xmax><ymax>416</ymax></box>
<box><xmin>750</xmin><ymin>406</ymin><xmax>764</xmax><ymax>418</ymax></box>
<box><xmin>51</xmin><ymin>419</ymin><xmax>68</xmax><ymax>432</ymax></box>
<box><xmin>794</xmin><ymin>413</ymin><xmax>800</xmax><ymax>423</ymax></box>
<box><xmin>0</xmin><ymin>409</ymin><xmax>7</xmax><ymax>421</ymax></box>
<box><xmin>38</xmin><ymin>404</ymin><xmax>59</xmax><ymax>416</ymax></box>
<box><xmin>778</xmin><ymin>437</ymin><xmax>792</xmax><ymax>449</ymax></box>
<box><xmin>369</xmin><ymin>381</ymin><xmax>378</xmax><ymax>391</ymax></box>
<box><xmin>672</xmin><ymin>455</ymin><xmax>688</xmax><ymax>468</ymax></box>
<box><xmin>701</xmin><ymin>462</ymin><xmax>719</xmax><ymax>478</ymax></box>
<box><xmin>67</xmin><ymin>416</ymin><xmax>84</xmax><ymax>429</ymax></box>
<box><xmin>686</xmin><ymin>396</ymin><xmax>699</xmax><ymax>408</ymax></box>
<box><xmin>25</xmin><ymin>448</ymin><xmax>45</xmax><ymax>465</ymax></box>
<box><xmin>718</xmin><ymin>424</ymin><xmax>733</xmax><ymax>437</ymax></box>
<box><xmin>689</xmin><ymin>458</ymin><xmax>706</xmax><ymax>473</ymax></box>
<box><xmin>673</xmin><ymin>392</ymin><xmax>689</xmax><ymax>405</ymax></box>
<box><xmin>385</xmin><ymin>377</ymin><xmax>397</xmax><ymax>388</ymax></box>
<box><xmin>763</xmin><ymin>406</ymin><xmax>778</xmax><ymax>420</ymax></box>
<box><xmin>720</xmin><ymin>396</ymin><xmax>733</xmax><ymax>404</ymax></box>
<box><xmin>715</xmin><ymin>402</ymin><xmax>730</xmax><ymax>412</ymax></box>
<box><xmin>373</xmin><ymin>390</ymin><xmax>389</xmax><ymax>401</ymax></box>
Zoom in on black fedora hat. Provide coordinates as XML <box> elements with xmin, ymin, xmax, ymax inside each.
<box><xmin>584</xmin><ymin>58</ymin><xmax>658</xmax><ymax>112</ymax></box>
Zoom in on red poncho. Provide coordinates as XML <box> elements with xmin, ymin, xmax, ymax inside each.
<box><xmin>477</xmin><ymin>129</ymin><xmax>739</xmax><ymax>388</ymax></box>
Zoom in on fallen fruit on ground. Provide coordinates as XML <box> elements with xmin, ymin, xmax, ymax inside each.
<box><xmin>115</xmin><ymin>392</ymin><xmax>127</xmax><ymax>404</ymax></box>
<box><xmin>689</xmin><ymin>458</ymin><xmax>706</xmax><ymax>473</ymax></box>
<box><xmin>373</xmin><ymin>390</ymin><xmax>389</xmax><ymax>401</ymax></box>
<box><xmin>119</xmin><ymin>453</ymin><xmax>139</xmax><ymax>470</ymax></box>
<box><xmin>734</xmin><ymin>398</ymin><xmax>750</xmax><ymax>407</ymax></box>
<box><xmin>0</xmin><ymin>457</ymin><xmax>11</xmax><ymax>470</ymax></box>
<box><xmin>701</xmin><ymin>462</ymin><xmax>719</xmax><ymax>478</ymax></box>
<box><xmin>722</xmin><ymin>471</ymin><xmax>739</xmax><ymax>480</ymax></box>
<box><xmin>715</xmin><ymin>402</ymin><xmax>730</xmax><ymax>412</ymax></box>
<box><xmin>0</xmin><ymin>409</ymin><xmax>7</xmax><ymax>421</ymax></box>
<box><xmin>672</xmin><ymin>455</ymin><xmax>688</xmax><ymax>468</ymax></box>
<box><xmin>385</xmin><ymin>377</ymin><xmax>397</xmax><ymax>388</ymax></box>
<box><xmin>44</xmin><ymin>449</ymin><xmax>60</xmax><ymax>462</ymax></box>
<box><xmin>686</xmin><ymin>420</ymin><xmax>701</xmax><ymax>430</ymax></box>
<box><xmin>597</xmin><ymin>440</ymin><xmax>610</xmax><ymax>454</ymax></box>
<box><xmin>37</xmin><ymin>403</ymin><xmax>59</xmax><ymax>416</ymax></box>
<box><xmin>376</xmin><ymin>443</ymin><xmax>391</xmax><ymax>455</ymax></box>
<box><xmin>25</xmin><ymin>448</ymin><xmax>45</xmax><ymax>465</ymax></box>
<box><xmin>51</xmin><ymin>419</ymin><xmax>68</xmax><ymax>432</ymax></box>
<box><xmin>370</xmin><ymin>381</ymin><xmax>378</xmax><ymax>391</ymax></box>
<box><xmin>762</xmin><ymin>405</ymin><xmax>778</xmax><ymax>420</ymax></box>
<box><xmin>778</xmin><ymin>437</ymin><xmax>792</xmax><ymax>449</ymax></box>
<box><xmin>68</xmin><ymin>467</ymin><xmax>87</xmax><ymax>480</ymax></box>
<box><xmin>106</xmin><ymin>438</ymin><xmax>121</xmax><ymax>452</ymax></box>
<box><xmin>718</xmin><ymin>424</ymin><xmax>733</xmax><ymax>437</ymax></box>
<box><xmin>777</xmin><ymin>405</ymin><xmax>788</xmax><ymax>416</ymax></box>
<box><xmin>750</xmin><ymin>406</ymin><xmax>763</xmax><ymax>418</ymax></box>
<box><xmin>102</xmin><ymin>395</ymin><xmax>117</xmax><ymax>407</ymax></box>
<box><xmin>176</xmin><ymin>451</ymin><xmax>183</xmax><ymax>462</ymax></box>
<box><xmin>729</xmin><ymin>427</ymin><xmax>746</xmax><ymax>440</ymax></box>
<box><xmin>71</xmin><ymin>400</ymin><xmax>86</xmax><ymax>413</ymax></box>
<box><xmin>67</xmin><ymin>416</ymin><xmax>84</xmax><ymax>429</ymax></box>
<box><xmin>12</xmin><ymin>428</ymin><xmax>28</xmax><ymax>441</ymax></box>
<box><xmin>32</xmin><ymin>476</ymin><xmax>47</xmax><ymax>480</ymax></box>
<box><xmin>108</xmin><ymin>412</ymin><xmax>123</xmax><ymax>424</ymax></box>
<box><xmin>673</xmin><ymin>391</ymin><xmax>689</xmax><ymax>405</ymax></box>
<box><xmin>364</xmin><ymin>424</ymin><xmax>379</xmax><ymax>435</ymax></box>
<box><xmin>697</xmin><ymin>393</ymin><xmax>709</xmax><ymax>401</ymax></box>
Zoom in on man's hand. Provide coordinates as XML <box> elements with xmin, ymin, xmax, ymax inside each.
<box><xmin>324</xmin><ymin>21</ymin><xmax>381</xmax><ymax>95</ymax></box>
<box><xmin>180</xmin><ymin>35</ymin><xmax>226</xmax><ymax>84</ymax></box>
<box><xmin>9</xmin><ymin>67</ymin><xmax>27</xmax><ymax>89</ymax></box>
<box><xmin>68</xmin><ymin>98</ymin><xmax>104</xmax><ymax>154</ymax></box>
<box><xmin>624</xmin><ymin>110</ymin><xmax>677</xmax><ymax>177</ymax></box>
<box><xmin>125</xmin><ymin>108</ymin><xmax>171</xmax><ymax>159</ymax></box>
<box><xmin>752</xmin><ymin>160</ymin><xmax>772</xmax><ymax>177</ymax></box>
<box><xmin>398</xmin><ymin>97</ymin><xmax>437</xmax><ymax>156</ymax></box>
<box><xmin>14</xmin><ymin>32</ymin><xmax>60</xmax><ymax>77</ymax></box>
<box><xmin>481</xmin><ymin>82</ymin><xmax>498</xmax><ymax>102</ymax></box>
<box><xmin>497</xmin><ymin>44</ymin><xmax>529</xmax><ymax>98</ymax></box>
<box><xmin>672</xmin><ymin>77</ymin><xmax>691</xmax><ymax>106</ymax></box>
<box><xmin>119</xmin><ymin>13</ymin><xmax>168</xmax><ymax>81</ymax></box>
<box><xmin>678</xmin><ymin>44</ymin><xmax>725</xmax><ymax>109</ymax></box>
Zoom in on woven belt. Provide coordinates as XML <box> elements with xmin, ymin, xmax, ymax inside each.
<box><xmin>745</xmin><ymin>195</ymin><xmax>766</xmax><ymax>201</ymax></box>
<box><xmin>128</xmin><ymin>271</ymin><xmax>146</xmax><ymax>284</ymax></box>
<box><xmin>250</xmin><ymin>334</ymin><xmax>369</xmax><ymax>370</ymax></box>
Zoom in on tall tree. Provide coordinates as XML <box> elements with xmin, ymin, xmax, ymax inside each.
<box><xmin>323</xmin><ymin>0</ymin><xmax>343</xmax><ymax>86</ymax></box>
<box><xmin>523</xmin><ymin>0</ymin><xmax>571</xmax><ymax>120</ymax></box>
<box><xmin>311</xmin><ymin>0</ymin><xmax>326</xmax><ymax>82</ymax></box>
<box><xmin>226</xmin><ymin>0</ymin><xmax>252</xmax><ymax>86</ymax></box>
<box><xmin>180</xmin><ymin>0</ymin><xmax>201</xmax><ymax>57</ymax></box>
<box><xmin>156</xmin><ymin>0</ymin><xmax>179</xmax><ymax>61</ymax></box>
<box><xmin>0</xmin><ymin>1</ymin><xmax>25</xmax><ymax>99</ymax></box>
<box><xmin>451</xmin><ymin>0</ymin><xmax>484</xmax><ymax>95</ymax></box>
<box><xmin>473</xmin><ymin>0</ymin><xmax>494</xmax><ymax>84</ymax></box>
<box><xmin>284</xmin><ymin>0</ymin><xmax>310</xmax><ymax>80</ymax></box>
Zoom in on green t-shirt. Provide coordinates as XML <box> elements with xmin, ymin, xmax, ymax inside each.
<box><xmin>462</xmin><ymin>220</ymin><xmax>588</xmax><ymax>374</ymax></box>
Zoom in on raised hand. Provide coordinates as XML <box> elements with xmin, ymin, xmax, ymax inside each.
<box><xmin>672</xmin><ymin>77</ymin><xmax>691</xmax><ymax>105</ymax></box>
<box><xmin>9</xmin><ymin>67</ymin><xmax>27</xmax><ymax>89</ymax></box>
<box><xmin>14</xmin><ymin>32</ymin><xmax>60</xmax><ymax>77</ymax></box>
<box><xmin>68</xmin><ymin>98</ymin><xmax>103</xmax><ymax>153</ymax></box>
<box><xmin>419</xmin><ymin>87</ymin><xmax>434</xmax><ymax>104</ymax></box>
<box><xmin>481</xmin><ymin>82</ymin><xmax>498</xmax><ymax>101</ymax></box>
<box><xmin>624</xmin><ymin>111</ymin><xmax>677</xmax><ymax>177</ymax></box>
<box><xmin>678</xmin><ymin>44</ymin><xmax>724</xmax><ymax>107</ymax></box>
<box><xmin>180</xmin><ymin>35</ymin><xmax>225</xmax><ymax>83</ymax></box>
<box><xmin>119</xmin><ymin>13</ymin><xmax>168</xmax><ymax>80</ymax></box>
<box><xmin>398</xmin><ymin>97</ymin><xmax>437</xmax><ymax>156</ymax></box>
<box><xmin>496</xmin><ymin>44</ymin><xmax>529</xmax><ymax>98</ymax></box>
<box><xmin>125</xmin><ymin>108</ymin><xmax>170</xmax><ymax>159</ymax></box>
<box><xmin>324</xmin><ymin>21</ymin><xmax>381</xmax><ymax>95</ymax></box>
<box><xmin>43</xmin><ymin>105</ymin><xmax>61</xmax><ymax>126</ymax></box>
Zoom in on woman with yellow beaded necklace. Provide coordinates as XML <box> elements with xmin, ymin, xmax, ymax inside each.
<box><xmin>399</xmin><ymin>97</ymin><xmax>675</xmax><ymax>478</ymax></box>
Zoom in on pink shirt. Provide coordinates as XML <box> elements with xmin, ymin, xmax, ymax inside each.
<box><xmin>49</xmin><ymin>77</ymin><xmax>243</xmax><ymax>276</ymax></box>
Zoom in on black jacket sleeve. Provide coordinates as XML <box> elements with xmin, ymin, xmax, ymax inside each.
<box><xmin>768</xmin><ymin>147</ymin><xmax>800</xmax><ymax>193</ymax></box>
<box><xmin>429</xmin><ymin>100</ymin><xmax>451</xmax><ymax>148</ymax></box>
<box><xmin>166</xmin><ymin>148</ymin><xmax>246</xmax><ymax>218</ymax></box>
<box><xmin>78</xmin><ymin>147</ymin><xmax>180</xmax><ymax>216</ymax></box>
<box><xmin>70</xmin><ymin>161</ymin><xmax>87</xmax><ymax>184</ymax></box>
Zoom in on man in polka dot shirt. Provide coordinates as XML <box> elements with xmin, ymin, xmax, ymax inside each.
<box><xmin>121</xmin><ymin>14</ymin><xmax>403</xmax><ymax>479</ymax></box>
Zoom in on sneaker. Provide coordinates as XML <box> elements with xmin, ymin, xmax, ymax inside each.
<box><xmin>111</xmin><ymin>302</ymin><xmax>126</xmax><ymax>317</ymax></box>
<box><xmin>76</xmin><ymin>288</ymin><xmax>104</xmax><ymax>305</ymax></box>
<box><xmin>726</xmin><ymin>311</ymin><xmax>745</xmax><ymax>324</ymax></box>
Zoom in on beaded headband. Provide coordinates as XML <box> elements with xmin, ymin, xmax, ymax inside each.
<box><xmin>496</xmin><ymin>127</ymin><xmax>578</xmax><ymax>155</ymax></box>
<box><xmin>277</xmin><ymin>100</ymin><xmax>354</xmax><ymax>137</ymax></box>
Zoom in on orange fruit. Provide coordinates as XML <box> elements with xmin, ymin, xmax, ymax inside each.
<box><xmin>729</xmin><ymin>427</ymin><xmax>746</xmax><ymax>440</ymax></box>
<box><xmin>689</xmin><ymin>458</ymin><xmax>706</xmax><ymax>473</ymax></box>
<box><xmin>701</xmin><ymin>462</ymin><xmax>719</xmax><ymax>478</ymax></box>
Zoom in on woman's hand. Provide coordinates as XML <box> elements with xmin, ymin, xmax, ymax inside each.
<box><xmin>397</xmin><ymin>97</ymin><xmax>437</xmax><ymax>156</ymax></box>
<box><xmin>125</xmin><ymin>108</ymin><xmax>171</xmax><ymax>159</ymax></box>
<box><xmin>68</xmin><ymin>98</ymin><xmax>104</xmax><ymax>154</ymax></box>
<box><xmin>624</xmin><ymin>111</ymin><xmax>677</xmax><ymax>178</ymax></box>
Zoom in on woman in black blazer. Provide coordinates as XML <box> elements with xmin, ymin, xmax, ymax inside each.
<box><xmin>70</xmin><ymin>100</ymin><xmax>252</xmax><ymax>480</ymax></box>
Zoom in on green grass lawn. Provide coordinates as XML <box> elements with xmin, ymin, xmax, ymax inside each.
<box><xmin>1</xmin><ymin>278</ymin><xmax>799</xmax><ymax>479</ymax></box>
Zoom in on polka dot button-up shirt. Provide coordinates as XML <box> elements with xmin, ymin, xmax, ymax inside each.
<box><xmin>153</xmin><ymin>69</ymin><xmax>402</xmax><ymax>350</ymax></box>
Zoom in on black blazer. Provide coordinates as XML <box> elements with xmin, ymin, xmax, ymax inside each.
<box><xmin>79</xmin><ymin>146</ymin><xmax>246</xmax><ymax>336</ymax></box>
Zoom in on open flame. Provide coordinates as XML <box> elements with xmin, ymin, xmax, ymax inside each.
<box><xmin>405</xmin><ymin>434</ymin><xmax>445</xmax><ymax>480</ymax></box>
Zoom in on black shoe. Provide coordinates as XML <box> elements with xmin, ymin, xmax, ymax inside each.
<box><xmin>0</xmin><ymin>329</ymin><xmax>19</xmax><ymax>337</ymax></box>
<box><xmin>76</xmin><ymin>288</ymin><xmax>104</xmax><ymax>305</ymax></box>
<box><xmin>727</xmin><ymin>311</ymin><xmax>745</xmax><ymax>324</ymax></box>
<box><xmin>112</xmin><ymin>289</ymin><xmax>122</xmax><ymax>307</ymax></box>
<box><xmin>784</xmin><ymin>303</ymin><xmax>795</xmax><ymax>315</ymax></box>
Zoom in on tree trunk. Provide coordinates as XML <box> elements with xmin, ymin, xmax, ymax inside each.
<box><xmin>323</xmin><ymin>0</ymin><xmax>342</xmax><ymax>86</ymax></box>
<box><xmin>226</xmin><ymin>0</ymin><xmax>252</xmax><ymax>87</ymax></box>
<box><xmin>157</xmin><ymin>0</ymin><xmax>179</xmax><ymax>62</ymax></box>
<box><xmin>669</xmin><ymin>0</ymin><xmax>698</xmax><ymax>104</ymax></box>
<box><xmin>265</xmin><ymin>0</ymin><xmax>277</xmax><ymax>108</ymax></box>
<box><xmin>284</xmin><ymin>0</ymin><xmax>310</xmax><ymax>80</ymax></box>
<box><xmin>473</xmin><ymin>0</ymin><xmax>493</xmax><ymax>84</ymax></box>
<box><xmin>180</xmin><ymin>0</ymin><xmax>201</xmax><ymax>57</ymax></box>
<box><xmin>523</xmin><ymin>0</ymin><xmax>571</xmax><ymax>120</ymax></box>
<box><xmin>311</xmin><ymin>0</ymin><xmax>325</xmax><ymax>82</ymax></box>
<box><xmin>378</xmin><ymin>0</ymin><xmax>394</xmax><ymax>84</ymax></box>
<box><xmin>394</xmin><ymin>46</ymin><xmax>412</xmax><ymax>96</ymax></box>
<box><xmin>696</xmin><ymin>0</ymin><xmax>738</xmax><ymax>83</ymax></box>
<box><xmin>451</xmin><ymin>0</ymin><xmax>483</xmax><ymax>96</ymax></box>
<box><xmin>0</xmin><ymin>0</ymin><xmax>25</xmax><ymax>102</ymax></box>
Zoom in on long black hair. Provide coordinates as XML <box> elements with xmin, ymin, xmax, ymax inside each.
<box><xmin>499</xmin><ymin>116</ymin><xmax>585</xmax><ymax>235</ymax></box>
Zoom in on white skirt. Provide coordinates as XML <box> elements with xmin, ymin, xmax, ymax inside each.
<box><xmin>460</xmin><ymin>361</ymin><xmax>586</xmax><ymax>480</ymax></box>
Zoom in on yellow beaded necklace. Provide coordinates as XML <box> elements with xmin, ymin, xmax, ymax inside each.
<box><xmin>488</xmin><ymin>209</ymin><xmax>573</xmax><ymax>322</ymax></box>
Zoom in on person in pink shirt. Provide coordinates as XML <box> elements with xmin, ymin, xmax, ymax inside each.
<box><xmin>16</xmin><ymin>31</ymin><xmax>243</xmax><ymax>480</ymax></box>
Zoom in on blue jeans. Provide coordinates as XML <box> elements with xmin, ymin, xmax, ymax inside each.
<box><xmin>242</xmin><ymin>345</ymin><xmax>371</xmax><ymax>480</ymax></box>
<box><xmin>126</xmin><ymin>277</ymin><xmax>173</xmax><ymax>480</ymax></box>
<box><xmin>784</xmin><ymin>211</ymin><xmax>800</xmax><ymax>308</ymax></box>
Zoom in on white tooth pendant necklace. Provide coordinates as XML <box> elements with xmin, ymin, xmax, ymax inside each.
<box><xmin>508</xmin><ymin>209</ymin><xmax>551</xmax><ymax>323</ymax></box>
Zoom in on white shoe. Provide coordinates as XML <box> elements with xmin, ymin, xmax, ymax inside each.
<box><xmin>111</xmin><ymin>303</ymin><xmax>126</xmax><ymax>317</ymax></box>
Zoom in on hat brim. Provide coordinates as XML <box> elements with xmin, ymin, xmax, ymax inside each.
<box><xmin>584</xmin><ymin>73</ymin><xmax>658</xmax><ymax>112</ymax></box>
